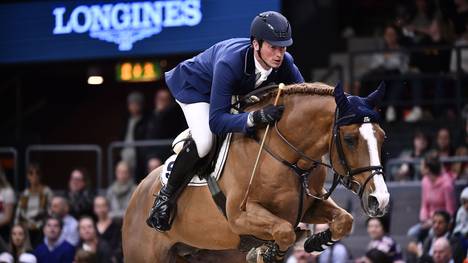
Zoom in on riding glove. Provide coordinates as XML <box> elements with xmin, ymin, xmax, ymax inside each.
<box><xmin>249</xmin><ymin>104</ymin><xmax>285</xmax><ymax>127</ymax></box>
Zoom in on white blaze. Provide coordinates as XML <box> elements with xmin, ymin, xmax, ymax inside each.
<box><xmin>359</xmin><ymin>123</ymin><xmax>390</xmax><ymax>211</ymax></box>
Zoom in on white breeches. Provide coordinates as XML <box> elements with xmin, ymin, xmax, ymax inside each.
<box><xmin>176</xmin><ymin>101</ymin><xmax>214</xmax><ymax>158</ymax></box>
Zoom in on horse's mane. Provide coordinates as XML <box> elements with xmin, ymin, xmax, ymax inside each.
<box><xmin>259</xmin><ymin>82</ymin><xmax>334</xmax><ymax>103</ymax></box>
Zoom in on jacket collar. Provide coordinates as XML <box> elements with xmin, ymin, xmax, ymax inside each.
<box><xmin>244</xmin><ymin>46</ymin><xmax>255</xmax><ymax>76</ymax></box>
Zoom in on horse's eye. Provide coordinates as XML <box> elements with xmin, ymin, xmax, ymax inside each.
<box><xmin>344</xmin><ymin>136</ymin><xmax>356</xmax><ymax>147</ymax></box>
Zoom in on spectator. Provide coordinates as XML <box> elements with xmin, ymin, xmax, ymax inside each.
<box><xmin>366</xmin><ymin>217</ymin><xmax>403</xmax><ymax>262</ymax></box>
<box><xmin>431</xmin><ymin>237</ymin><xmax>454</xmax><ymax>263</ymax></box>
<box><xmin>77</xmin><ymin>216</ymin><xmax>113</xmax><ymax>263</ymax></box>
<box><xmin>355</xmin><ymin>248</ymin><xmax>392</xmax><ymax>263</ymax></box>
<box><xmin>420</xmin><ymin>154</ymin><xmax>456</xmax><ymax>221</ymax></box>
<box><xmin>407</xmin><ymin>153</ymin><xmax>456</xmax><ymax>243</ymax></box>
<box><xmin>0</xmin><ymin>165</ymin><xmax>15</xmax><ymax>242</ymax></box>
<box><xmin>394</xmin><ymin>130</ymin><xmax>431</xmax><ymax>180</ymax></box>
<box><xmin>66</xmin><ymin>168</ymin><xmax>95</xmax><ymax>219</ymax></box>
<box><xmin>431</xmin><ymin>127</ymin><xmax>456</xmax><ymax>175</ymax></box>
<box><xmin>453</xmin><ymin>187</ymin><xmax>468</xmax><ymax>236</ymax></box>
<box><xmin>315</xmin><ymin>224</ymin><xmax>350</xmax><ymax>263</ymax></box>
<box><xmin>451</xmin><ymin>0</ymin><xmax>468</xmax><ymax>37</ymax></box>
<box><xmin>73</xmin><ymin>249</ymin><xmax>97</xmax><ymax>263</ymax></box>
<box><xmin>451</xmin><ymin>187</ymin><xmax>468</xmax><ymax>262</ymax></box>
<box><xmin>49</xmin><ymin>196</ymin><xmax>79</xmax><ymax>246</ymax></box>
<box><xmin>15</xmin><ymin>163</ymin><xmax>53</xmax><ymax>247</ymax></box>
<box><xmin>106</xmin><ymin>161</ymin><xmax>136</xmax><ymax>220</ymax></box>
<box><xmin>355</xmin><ymin>24</ymin><xmax>409</xmax><ymax>122</ymax></box>
<box><xmin>8</xmin><ymin>224</ymin><xmax>35</xmax><ymax>262</ymax></box>
<box><xmin>407</xmin><ymin>210</ymin><xmax>452</xmax><ymax>262</ymax></box>
<box><xmin>145</xmin><ymin>88</ymin><xmax>187</xmax><ymax>164</ymax></box>
<box><xmin>402</xmin><ymin>0</ymin><xmax>435</xmax><ymax>41</ymax></box>
<box><xmin>285</xmin><ymin>241</ymin><xmax>316</xmax><ymax>263</ymax></box>
<box><xmin>432</xmin><ymin>128</ymin><xmax>455</xmax><ymax>159</ymax></box>
<box><xmin>93</xmin><ymin>196</ymin><xmax>121</xmax><ymax>262</ymax></box>
<box><xmin>453</xmin><ymin>121</ymin><xmax>468</xmax><ymax>179</ymax></box>
<box><xmin>121</xmin><ymin>91</ymin><xmax>148</xmax><ymax>182</ymax></box>
<box><xmin>33</xmin><ymin>215</ymin><xmax>75</xmax><ymax>263</ymax></box>
<box><xmin>407</xmin><ymin>15</ymin><xmax>455</xmax><ymax>121</ymax></box>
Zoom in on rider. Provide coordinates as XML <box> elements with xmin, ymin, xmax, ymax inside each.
<box><xmin>147</xmin><ymin>11</ymin><xmax>305</xmax><ymax>231</ymax></box>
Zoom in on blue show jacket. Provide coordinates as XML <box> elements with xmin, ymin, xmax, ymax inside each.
<box><xmin>165</xmin><ymin>38</ymin><xmax>304</xmax><ymax>135</ymax></box>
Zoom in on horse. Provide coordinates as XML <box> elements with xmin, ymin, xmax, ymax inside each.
<box><xmin>122</xmin><ymin>82</ymin><xmax>390</xmax><ymax>262</ymax></box>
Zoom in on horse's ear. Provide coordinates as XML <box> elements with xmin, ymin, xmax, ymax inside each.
<box><xmin>364</xmin><ymin>81</ymin><xmax>386</xmax><ymax>108</ymax></box>
<box><xmin>334</xmin><ymin>82</ymin><xmax>350</xmax><ymax>111</ymax></box>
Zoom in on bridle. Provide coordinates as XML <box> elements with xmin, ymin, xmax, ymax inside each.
<box><xmin>254</xmin><ymin>107</ymin><xmax>385</xmax><ymax>204</ymax></box>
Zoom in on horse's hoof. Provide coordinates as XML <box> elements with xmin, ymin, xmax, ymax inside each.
<box><xmin>245</xmin><ymin>246</ymin><xmax>267</xmax><ymax>263</ymax></box>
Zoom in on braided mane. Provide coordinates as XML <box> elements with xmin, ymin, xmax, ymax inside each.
<box><xmin>259</xmin><ymin>82</ymin><xmax>334</xmax><ymax>103</ymax></box>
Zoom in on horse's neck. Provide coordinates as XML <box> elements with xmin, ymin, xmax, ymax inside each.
<box><xmin>280</xmin><ymin>95</ymin><xmax>335</xmax><ymax>161</ymax></box>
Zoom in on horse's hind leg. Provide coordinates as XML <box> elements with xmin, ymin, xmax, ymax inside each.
<box><xmin>301</xmin><ymin>198</ymin><xmax>353</xmax><ymax>252</ymax></box>
<box><xmin>228</xmin><ymin>202</ymin><xmax>296</xmax><ymax>255</ymax></box>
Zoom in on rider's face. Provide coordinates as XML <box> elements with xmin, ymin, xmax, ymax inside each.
<box><xmin>253</xmin><ymin>40</ymin><xmax>286</xmax><ymax>69</ymax></box>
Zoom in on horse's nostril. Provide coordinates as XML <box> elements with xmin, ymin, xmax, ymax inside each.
<box><xmin>368</xmin><ymin>196</ymin><xmax>379</xmax><ymax>212</ymax></box>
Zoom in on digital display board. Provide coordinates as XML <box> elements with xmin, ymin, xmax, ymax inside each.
<box><xmin>0</xmin><ymin>0</ymin><xmax>280</xmax><ymax>63</ymax></box>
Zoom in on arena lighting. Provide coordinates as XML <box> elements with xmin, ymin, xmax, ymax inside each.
<box><xmin>88</xmin><ymin>76</ymin><xmax>104</xmax><ymax>85</ymax></box>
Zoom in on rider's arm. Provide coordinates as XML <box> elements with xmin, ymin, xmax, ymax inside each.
<box><xmin>209</xmin><ymin>61</ymin><xmax>251</xmax><ymax>135</ymax></box>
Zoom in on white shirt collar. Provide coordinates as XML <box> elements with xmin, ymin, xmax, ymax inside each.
<box><xmin>254</xmin><ymin>55</ymin><xmax>272</xmax><ymax>87</ymax></box>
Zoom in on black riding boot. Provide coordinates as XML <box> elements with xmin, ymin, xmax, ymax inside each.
<box><xmin>146</xmin><ymin>140</ymin><xmax>200</xmax><ymax>232</ymax></box>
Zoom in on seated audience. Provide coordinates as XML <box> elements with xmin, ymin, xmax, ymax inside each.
<box><xmin>15</xmin><ymin>163</ymin><xmax>53</xmax><ymax>247</ymax></box>
<box><xmin>145</xmin><ymin>88</ymin><xmax>187</xmax><ymax>163</ymax></box>
<box><xmin>407</xmin><ymin>210</ymin><xmax>452</xmax><ymax>262</ymax></box>
<box><xmin>49</xmin><ymin>196</ymin><xmax>79</xmax><ymax>246</ymax></box>
<box><xmin>408</xmin><ymin>154</ymin><xmax>456</xmax><ymax>241</ymax></box>
<box><xmin>431</xmin><ymin>237</ymin><xmax>454</xmax><ymax>263</ymax></box>
<box><xmin>7</xmin><ymin>224</ymin><xmax>36</xmax><ymax>263</ymax></box>
<box><xmin>77</xmin><ymin>216</ymin><xmax>113</xmax><ymax>263</ymax></box>
<box><xmin>66</xmin><ymin>168</ymin><xmax>95</xmax><ymax>219</ymax></box>
<box><xmin>453</xmin><ymin>187</ymin><xmax>468</xmax><ymax>237</ymax></box>
<box><xmin>93</xmin><ymin>196</ymin><xmax>122</xmax><ymax>262</ymax></box>
<box><xmin>33</xmin><ymin>216</ymin><xmax>75</xmax><ymax>263</ymax></box>
<box><xmin>106</xmin><ymin>161</ymin><xmax>136</xmax><ymax>220</ymax></box>
<box><xmin>0</xmin><ymin>165</ymin><xmax>15</xmax><ymax>242</ymax></box>
<box><xmin>394</xmin><ymin>130</ymin><xmax>431</xmax><ymax>180</ymax></box>
<box><xmin>121</xmin><ymin>91</ymin><xmax>148</xmax><ymax>183</ymax></box>
<box><xmin>366</xmin><ymin>217</ymin><xmax>403</xmax><ymax>262</ymax></box>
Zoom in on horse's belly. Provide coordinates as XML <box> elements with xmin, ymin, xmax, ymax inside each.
<box><xmin>169</xmin><ymin>186</ymin><xmax>240</xmax><ymax>250</ymax></box>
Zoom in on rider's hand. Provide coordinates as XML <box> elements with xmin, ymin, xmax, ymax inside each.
<box><xmin>249</xmin><ymin>104</ymin><xmax>285</xmax><ymax>128</ymax></box>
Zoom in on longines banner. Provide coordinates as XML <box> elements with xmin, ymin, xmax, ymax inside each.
<box><xmin>0</xmin><ymin>0</ymin><xmax>280</xmax><ymax>63</ymax></box>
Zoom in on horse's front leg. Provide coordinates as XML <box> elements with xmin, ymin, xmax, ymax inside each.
<box><xmin>228</xmin><ymin>201</ymin><xmax>295</xmax><ymax>263</ymax></box>
<box><xmin>301</xmin><ymin>197</ymin><xmax>353</xmax><ymax>253</ymax></box>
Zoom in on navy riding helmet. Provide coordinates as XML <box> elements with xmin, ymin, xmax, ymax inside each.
<box><xmin>250</xmin><ymin>11</ymin><xmax>293</xmax><ymax>47</ymax></box>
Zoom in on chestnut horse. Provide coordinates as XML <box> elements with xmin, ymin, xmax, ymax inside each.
<box><xmin>122</xmin><ymin>82</ymin><xmax>390</xmax><ymax>262</ymax></box>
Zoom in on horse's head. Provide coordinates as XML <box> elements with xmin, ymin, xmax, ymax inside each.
<box><xmin>331</xmin><ymin>82</ymin><xmax>390</xmax><ymax>217</ymax></box>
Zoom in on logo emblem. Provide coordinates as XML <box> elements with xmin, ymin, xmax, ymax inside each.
<box><xmin>363</xmin><ymin>116</ymin><xmax>371</xmax><ymax>123</ymax></box>
<box><xmin>53</xmin><ymin>1</ymin><xmax>202</xmax><ymax>51</ymax></box>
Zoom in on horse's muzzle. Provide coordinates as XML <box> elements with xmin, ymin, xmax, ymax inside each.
<box><xmin>362</xmin><ymin>191</ymin><xmax>390</xmax><ymax>217</ymax></box>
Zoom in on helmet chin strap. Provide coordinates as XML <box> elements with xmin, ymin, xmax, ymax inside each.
<box><xmin>256</xmin><ymin>44</ymin><xmax>276</xmax><ymax>69</ymax></box>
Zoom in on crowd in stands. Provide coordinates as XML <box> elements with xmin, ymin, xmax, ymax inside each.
<box><xmin>0</xmin><ymin>161</ymin><xmax>131</xmax><ymax>263</ymax></box>
<box><xmin>354</xmin><ymin>0</ymin><xmax>468</xmax><ymax>123</ymax></box>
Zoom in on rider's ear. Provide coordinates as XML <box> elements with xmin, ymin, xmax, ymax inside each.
<box><xmin>253</xmin><ymin>40</ymin><xmax>260</xmax><ymax>51</ymax></box>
